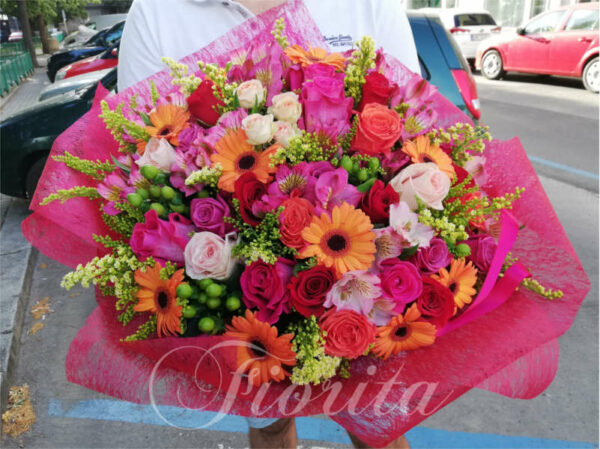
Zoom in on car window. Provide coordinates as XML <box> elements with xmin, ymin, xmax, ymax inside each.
<box><xmin>103</xmin><ymin>22</ymin><xmax>125</xmax><ymax>46</ymax></box>
<box><xmin>565</xmin><ymin>9</ymin><xmax>599</xmax><ymax>31</ymax></box>
<box><xmin>525</xmin><ymin>10</ymin><xmax>566</xmax><ymax>34</ymax></box>
<box><xmin>454</xmin><ymin>13</ymin><xmax>496</xmax><ymax>27</ymax></box>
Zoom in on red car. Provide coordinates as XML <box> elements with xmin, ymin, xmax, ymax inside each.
<box><xmin>55</xmin><ymin>42</ymin><xmax>119</xmax><ymax>81</ymax></box>
<box><xmin>475</xmin><ymin>2</ymin><xmax>599</xmax><ymax>92</ymax></box>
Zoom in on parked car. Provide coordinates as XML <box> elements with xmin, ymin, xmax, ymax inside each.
<box><xmin>475</xmin><ymin>2</ymin><xmax>599</xmax><ymax>92</ymax></box>
<box><xmin>0</xmin><ymin>69</ymin><xmax>117</xmax><ymax>199</ymax></box>
<box><xmin>61</xmin><ymin>25</ymin><xmax>104</xmax><ymax>49</ymax></box>
<box><xmin>408</xmin><ymin>10</ymin><xmax>481</xmax><ymax>120</ymax></box>
<box><xmin>55</xmin><ymin>41</ymin><xmax>119</xmax><ymax>81</ymax></box>
<box><xmin>419</xmin><ymin>8</ymin><xmax>501</xmax><ymax>65</ymax></box>
<box><xmin>46</xmin><ymin>20</ymin><xmax>124</xmax><ymax>82</ymax></box>
<box><xmin>1</xmin><ymin>12</ymin><xmax>480</xmax><ymax>200</ymax></box>
<box><xmin>39</xmin><ymin>68</ymin><xmax>113</xmax><ymax>101</ymax></box>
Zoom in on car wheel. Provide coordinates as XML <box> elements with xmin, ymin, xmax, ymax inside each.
<box><xmin>582</xmin><ymin>57</ymin><xmax>599</xmax><ymax>93</ymax></box>
<box><xmin>481</xmin><ymin>50</ymin><xmax>504</xmax><ymax>80</ymax></box>
<box><xmin>25</xmin><ymin>157</ymin><xmax>47</xmax><ymax>199</ymax></box>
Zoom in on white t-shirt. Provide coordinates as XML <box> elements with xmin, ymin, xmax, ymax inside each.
<box><xmin>117</xmin><ymin>0</ymin><xmax>420</xmax><ymax>91</ymax></box>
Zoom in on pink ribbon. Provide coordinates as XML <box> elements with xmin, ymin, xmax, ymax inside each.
<box><xmin>437</xmin><ymin>210</ymin><xmax>531</xmax><ymax>337</ymax></box>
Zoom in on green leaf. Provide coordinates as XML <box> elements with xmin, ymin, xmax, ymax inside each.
<box><xmin>111</xmin><ymin>155</ymin><xmax>131</xmax><ymax>173</ymax></box>
<box><xmin>399</xmin><ymin>245</ymin><xmax>419</xmax><ymax>260</ymax></box>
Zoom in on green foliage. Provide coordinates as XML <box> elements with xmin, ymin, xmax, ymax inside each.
<box><xmin>52</xmin><ymin>151</ymin><xmax>114</xmax><ymax>180</ymax></box>
<box><xmin>0</xmin><ymin>0</ymin><xmax>98</xmax><ymax>22</ymax></box>
<box><xmin>100</xmin><ymin>100</ymin><xmax>149</xmax><ymax>153</ymax></box>
<box><xmin>273</xmin><ymin>131</ymin><xmax>338</xmax><ymax>166</ymax></box>
<box><xmin>344</xmin><ymin>36</ymin><xmax>376</xmax><ymax>105</ymax></box>
<box><xmin>271</xmin><ymin>17</ymin><xmax>289</xmax><ymax>50</ymax></box>
<box><xmin>124</xmin><ymin>316</ymin><xmax>157</xmax><ymax>341</ymax></box>
<box><xmin>428</xmin><ymin>123</ymin><xmax>491</xmax><ymax>167</ymax></box>
<box><xmin>185</xmin><ymin>164</ymin><xmax>223</xmax><ymax>188</ymax></box>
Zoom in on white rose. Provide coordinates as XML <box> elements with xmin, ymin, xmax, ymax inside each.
<box><xmin>272</xmin><ymin>121</ymin><xmax>300</xmax><ymax>147</ymax></box>
<box><xmin>235</xmin><ymin>79</ymin><xmax>266</xmax><ymax>109</ymax></box>
<box><xmin>184</xmin><ymin>232</ymin><xmax>237</xmax><ymax>280</ymax></box>
<box><xmin>268</xmin><ymin>92</ymin><xmax>302</xmax><ymax>123</ymax></box>
<box><xmin>389</xmin><ymin>162</ymin><xmax>450</xmax><ymax>210</ymax></box>
<box><xmin>242</xmin><ymin>113</ymin><xmax>274</xmax><ymax>146</ymax></box>
<box><xmin>135</xmin><ymin>137</ymin><xmax>177</xmax><ymax>171</ymax></box>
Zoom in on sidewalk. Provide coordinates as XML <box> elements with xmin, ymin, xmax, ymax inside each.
<box><xmin>0</xmin><ymin>54</ymin><xmax>50</xmax><ymax>415</ymax></box>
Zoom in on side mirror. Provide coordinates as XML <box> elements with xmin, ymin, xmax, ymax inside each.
<box><xmin>517</xmin><ymin>27</ymin><xmax>526</xmax><ymax>35</ymax></box>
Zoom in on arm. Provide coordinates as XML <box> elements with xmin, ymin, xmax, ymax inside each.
<box><xmin>117</xmin><ymin>0</ymin><xmax>163</xmax><ymax>91</ymax></box>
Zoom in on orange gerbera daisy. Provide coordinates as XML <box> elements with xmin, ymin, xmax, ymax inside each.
<box><xmin>432</xmin><ymin>258</ymin><xmax>478</xmax><ymax>311</ymax></box>
<box><xmin>300</xmin><ymin>203</ymin><xmax>376</xmax><ymax>277</ymax></box>
<box><xmin>225</xmin><ymin>310</ymin><xmax>296</xmax><ymax>387</ymax></box>
<box><xmin>372</xmin><ymin>304</ymin><xmax>437</xmax><ymax>360</ymax></box>
<box><xmin>210</xmin><ymin>128</ymin><xmax>279</xmax><ymax>192</ymax></box>
<box><xmin>144</xmin><ymin>104</ymin><xmax>190</xmax><ymax>148</ymax></box>
<box><xmin>284</xmin><ymin>45</ymin><xmax>346</xmax><ymax>71</ymax></box>
<box><xmin>133</xmin><ymin>263</ymin><xmax>184</xmax><ymax>337</ymax></box>
<box><xmin>401</xmin><ymin>135</ymin><xmax>455</xmax><ymax>178</ymax></box>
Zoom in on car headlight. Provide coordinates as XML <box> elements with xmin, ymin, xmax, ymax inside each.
<box><xmin>56</xmin><ymin>68</ymin><xmax>69</xmax><ymax>80</ymax></box>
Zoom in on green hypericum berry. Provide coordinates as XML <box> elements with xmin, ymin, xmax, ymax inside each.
<box><xmin>197</xmin><ymin>292</ymin><xmax>208</xmax><ymax>304</ymax></box>
<box><xmin>225</xmin><ymin>296</ymin><xmax>241</xmax><ymax>311</ymax></box>
<box><xmin>170</xmin><ymin>204</ymin><xmax>185</xmax><ymax>213</ymax></box>
<box><xmin>150</xmin><ymin>202</ymin><xmax>166</xmax><ymax>216</ymax></box>
<box><xmin>198</xmin><ymin>317</ymin><xmax>215</xmax><ymax>333</ymax></box>
<box><xmin>206</xmin><ymin>297</ymin><xmax>221</xmax><ymax>309</ymax></box>
<box><xmin>340</xmin><ymin>155</ymin><xmax>353</xmax><ymax>172</ymax></box>
<box><xmin>197</xmin><ymin>278</ymin><xmax>213</xmax><ymax>290</ymax></box>
<box><xmin>368</xmin><ymin>157</ymin><xmax>380</xmax><ymax>170</ymax></box>
<box><xmin>136</xmin><ymin>188</ymin><xmax>149</xmax><ymax>200</ymax></box>
<box><xmin>182</xmin><ymin>306</ymin><xmax>197</xmax><ymax>319</ymax></box>
<box><xmin>454</xmin><ymin>243</ymin><xmax>472</xmax><ymax>257</ymax></box>
<box><xmin>161</xmin><ymin>186</ymin><xmax>176</xmax><ymax>200</ymax></box>
<box><xmin>149</xmin><ymin>185</ymin><xmax>162</xmax><ymax>198</ymax></box>
<box><xmin>154</xmin><ymin>172</ymin><xmax>168</xmax><ymax>185</ymax></box>
<box><xmin>127</xmin><ymin>193</ymin><xmax>143</xmax><ymax>207</ymax></box>
<box><xmin>197</xmin><ymin>189</ymin><xmax>210</xmax><ymax>198</ymax></box>
<box><xmin>357</xmin><ymin>168</ymin><xmax>369</xmax><ymax>182</ymax></box>
<box><xmin>176</xmin><ymin>283</ymin><xmax>193</xmax><ymax>299</ymax></box>
<box><xmin>140</xmin><ymin>165</ymin><xmax>159</xmax><ymax>180</ymax></box>
<box><xmin>206</xmin><ymin>283</ymin><xmax>223</xmax><ymax>298</ymax></box>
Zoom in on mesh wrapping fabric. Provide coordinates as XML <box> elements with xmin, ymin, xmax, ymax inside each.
<box><xmin>21</xmin><ymin>1</ymin><xmax>590</xmax><ymax>446</ymax></box>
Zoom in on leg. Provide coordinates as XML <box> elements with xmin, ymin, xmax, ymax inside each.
<box><xmin>248</xmin><ymin>417</ymin><xmax>297</xmax><ymax>449</ymax></box>
<box><xmin>347</xmin><ymin>431</ymin><xmax>410</xmax><ymax>449</ymax></box>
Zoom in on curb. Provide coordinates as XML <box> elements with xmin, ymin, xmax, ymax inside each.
<box><xmin>0</xmin><ymin>196</ymin><xmax>36</xmax><ymax>420</ymax></box>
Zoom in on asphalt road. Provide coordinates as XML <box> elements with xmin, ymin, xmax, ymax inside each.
<box><xmin>1</xmin><ymin>74</ymin><xmax>598</xmax><ymax>449</ymax></box>
<box><xmin>474</xmin><ymin>72</ymin><xmax>599</xmax><ymax>192</ymax></box>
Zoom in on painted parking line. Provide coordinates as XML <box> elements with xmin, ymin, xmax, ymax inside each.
<box><xmin>528</xmin><ymin>156</ymin><xmax>599</xmax><ymax>181</ymax></box>
<box><xmin>48</xmin><ymin>398</ymin><xmax>597</xmax><ymax>448</ymax></box>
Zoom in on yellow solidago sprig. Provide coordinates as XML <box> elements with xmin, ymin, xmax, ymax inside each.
<box><xmin>52</xmin><ymin>151</ymin><xmax>115</xmax><ymax>180</ymax></box>
<box><xmin>161</xmin><ymin>57</ymin><xmax>203</xmax><ymax>96</ymax></box>
<box><xmin>62</xmin><ymin>236</ymin><xmax>155</xmax><ymax>325</ymax></box>
<box><xmin>503</xmin><ymin>253</ymin><xmax>563</xmax><ymax>300</ymax></box>
<box><xmin>185</xmin><ymin>164</ymin><xmax>223</xmax><ymax>188</ymax></box>
<box><xmin>280</xmin><ymin>131</ymin><xmax>338</xmax><ymax>166</ymax></box>
<box><xmin>40</xmin><ymin>186</ymin><xmax>100</xmax><ymax>206</ymax></box>
<box><xmin>344</xmin><ymin>36</ymin><xmax>377</xmax><ymax>105</ymax></box>
<box><xmin>197</xmin><ymin>61</ymin><xmax>239</xmax><ymax>113</ymax></box>
<box><xmin>100</xmin><ymin>101</ymin><xmax>150</xmax><ymax>153</ymax></box>
<box><xmin>428</xmin><ymin>123</ymin><xmax>491</xmax><ymax>167</ymax></box>
<box><xmin>271</xmin><ymin>17</ymin><xmax>289</xmax><ymax>50</ymax></box>
<box><xmin>287</xmin><ymin>316</ymin><xmax>342</xmax><ymax>385</ymax></box>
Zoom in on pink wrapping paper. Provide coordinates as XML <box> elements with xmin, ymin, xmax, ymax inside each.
<box><xmin>22</xmin><ymin>1</ymin><xmax>590</xmax><ymax>446</ymax></box>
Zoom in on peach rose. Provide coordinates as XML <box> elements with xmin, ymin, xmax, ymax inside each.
<box><xmin>184</xmin><ymin>232</ymin><xmax>237</xmax><ymax>280</ymax></box>
<box><xmin>272</xmin><ymin>120</ymin><xmax>300</xmax><ymax>147</ymax></box>
<box><xmin>136</xmin><ymin>137</ymin><xmax>177</xmax><ymax>171</ymax></box>
<box><xmin>268</xmin><ymin>92</ymin><xmax>302</xmax><ymax>123</ymax></box>
<box><xmin>235</xmin><ymin>79</ymin><xmax>266</xmax><ymax>109</ymax></box>
<box><xmin>241</xmin><ymin>113</ymin><xmax>274</xmax><ymax>146</ymax></box>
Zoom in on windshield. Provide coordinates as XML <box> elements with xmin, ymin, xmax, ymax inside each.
<box><xmin>454</xmin><ymin>13</ymin><xmax>496</xmax><ymax>26</ymax></box>
<box><xmin>84</xmin><ymin>28</ymin><xmax>108</xmax><ymax>46</ymax></box>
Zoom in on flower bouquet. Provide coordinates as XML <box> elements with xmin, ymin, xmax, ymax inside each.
<box><xmin>22</xmin><ymin>1</ymin><xmax>589</xmax><ymax>446</ymax></box>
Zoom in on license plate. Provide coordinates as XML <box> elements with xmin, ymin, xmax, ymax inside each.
<box><xmin>471</xmin><ymin>33</ymin><xmax>490</xmax><ymax>41</ymax></box>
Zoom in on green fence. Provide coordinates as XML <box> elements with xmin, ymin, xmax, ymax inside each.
<box><xmin>0</xmin><ymin>41</ymin><xmax>34</xmax><ymax>96</ymax></box>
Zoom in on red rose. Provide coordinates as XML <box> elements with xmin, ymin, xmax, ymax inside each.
<box><xmin>359</xmin><ymin>179</ymin><xmax>399</xmax><ymax>224</ymax></box>
<box><xmin>416</xmin><ymin>276</ymin><xmax>455</xmax><ymax>329</ymax></box>
<box><xmin>187</xmin><ymin>79</ymin><xmax>225</xmax><ymax>126</ymax></box>
<box><xmin>319</xmin><ymin>309</ymin><xmax>376</xmax><ymax>359</ymax></box>
<box><xmin>279</xmin><ymin>196</ymin><xmax>314</xmax><ymax>249</ymax></box>
<box><xmin>358</xmin><ymin>71</ymin><xmax>398</xmax><ymax>111</ymax></box>
<box><xmin>289</xmin><ymin>265</ymin><xmax>336</xmax><ymax>318</ymax></box>
<box><xmin>351</xmin><ymin>103</ymin><xmax>403</xmax><ymax>156</ymax></box>
<box><xmin>234</xmin><ymin>172</ymin><xmax>266</xmax><ymax>226</ymax></box>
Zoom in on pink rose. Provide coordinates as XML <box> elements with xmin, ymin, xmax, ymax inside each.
<box><xmin>390</xmin><ymin>162</ymin><xmax>451</xmax><ymax>210</ymax></box>
<box><xmin>240</xmin><ymin>258</ymin><xmax>294</xmax><ymax>324</ymax></box>
<box><xmin>301</xmin><ymin>75</ymin><xmax>353</xmax><ymax>138</ymax></box>
<box><xmin>466</xmin><ymin>234</ymin><xmax>497</xmax><ymax>273</ymax></box>
<box><xmin>379</xmin><ymin>258</ymin><xmax>423</xmax><ymax>313</ymax></box>
<box><xmin>136</xmin><ymin>137</ymin><xmax>177</xmax><ymax>171</ymax></box>
<box><xmin>189</xmin><ymin>195</ymin><xmax>234</xmax><ymax>237</ymax></box>
<box><xmin>130</xmin><ymin>210</ymin><xmax>194</xmax><ymax>265</ymax></box>
<box><xmin>184</xmin><ymin>232</ymin><xmax>237</xmax><ymax>280</ymax></box>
